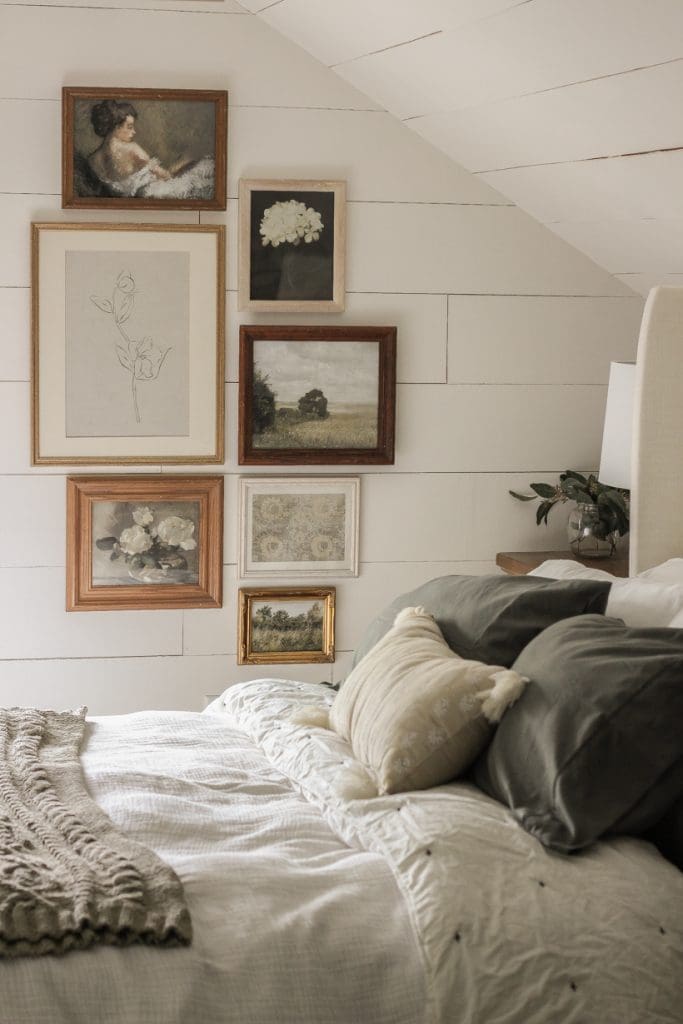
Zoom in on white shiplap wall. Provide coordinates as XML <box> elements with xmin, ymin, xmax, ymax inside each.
<box><xmin>0</xmin><ymin>1</ymin><xmax>642</xmax><ymax>713</ymax></box>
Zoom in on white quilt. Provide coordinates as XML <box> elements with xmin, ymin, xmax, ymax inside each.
<box><xmin>1</xmin><ymin>679</ymin><xmax>682</xmax><ymax>1024</ymax></box>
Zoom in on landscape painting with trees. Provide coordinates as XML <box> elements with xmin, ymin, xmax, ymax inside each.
<box><xmin>238</xmin><ymin>587</ymin><xmax>336</xmax><ymax>664</ymax></box>
<box><xmin>238</xmin><ymin>326</ymin><xmax>397</xmax><ymax>465</ymax></box>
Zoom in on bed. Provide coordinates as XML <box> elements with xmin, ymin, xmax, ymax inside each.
<box><xmin>2</xmin><ymin>287</ymin><xmax>682</xmax><ymax>1023</ymax></box>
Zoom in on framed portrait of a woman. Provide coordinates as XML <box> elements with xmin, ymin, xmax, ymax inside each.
<box><xmin>62</xmin><ymin>87</ymin><xmax>227</xmax><ymax>211</ymax></box>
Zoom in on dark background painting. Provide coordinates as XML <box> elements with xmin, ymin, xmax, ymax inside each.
<box><xmin>249</xmin><ymin>189</ymin><xmax>335</xmax><ymax>301</ymax></box>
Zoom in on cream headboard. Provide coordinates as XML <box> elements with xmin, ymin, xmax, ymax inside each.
<box><xmin>630</xmin><ymin>286</ymin><xmax>683</xmax><ymax>575</ymax></box>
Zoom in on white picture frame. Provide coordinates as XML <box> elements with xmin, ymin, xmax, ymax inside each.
<box><xmin>239</xmin><ymin>476</ymin><xmax>360</xmax><ymax>579</ymax></box>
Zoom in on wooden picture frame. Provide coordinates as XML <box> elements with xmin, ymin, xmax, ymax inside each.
<box><xmin>239</xmin><ymin>476</ymin><xmax>360</xmax><ymax>578</ymax></box>
<box><xmin>67</xmin><ymin>475</ymin><xmax>224</xmax><ymax>611</ymax></box>
<box><xmin>32</xmin><ymin>222</ymin><xmax>225</xmax><ymax>465</ymax></box>
<box><xmin>238</xmin><ymin>179</ymin><xmax>345</xmax><ymax>313</ymax></box>
<box><xmin>238</xmin><ymin>325</ymin><xmax>396</xmax><ymax>465</ymax></box>
<box><xmin>238</xmin><ymin>587</ymin><xmax>335</xmax><ymax>665</ymax></box>
<box><xmin>62</xmin><ymin>87</ymin><xmax>227</xmax><ymax>211</ymax></box>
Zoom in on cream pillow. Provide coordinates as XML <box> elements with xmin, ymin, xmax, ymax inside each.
<box><xmin>328</xmin><ymin>606</ymin><xmax>527</xmax><ymax>795</ymax></box>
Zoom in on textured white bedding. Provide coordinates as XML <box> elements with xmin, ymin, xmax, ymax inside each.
<box><xmin>2</xmin><ymin>679</ymin><xmax>681</xmax><ymax>1024</ymax></box>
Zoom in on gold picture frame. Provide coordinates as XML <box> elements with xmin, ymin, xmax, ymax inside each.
<box><xmin>32</xmin><ymin>222</ymin><xmax>225</xmax><ymax>465</ymax></box>
<box><xmin>238</xmin><ymin>587</ymin><xmax>336</xmax><ymax>665</ymax></box>
<box><xmin>67</xmin><ymin>474</ymin><xmax>224</xmax><ymax>611</ymax></box>
<box><xmin>238</xmin><ymin>178</ymin><xmax>346</xmax><ymax>313</ymax></box>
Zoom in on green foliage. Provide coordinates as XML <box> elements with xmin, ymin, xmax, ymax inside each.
<box><xmin>298</xmin><ymin>388</ymin><xmax>329</xmax><ymax>420</ymax></box>
<box><xmin>253</xmin><ymin>369</ymin><xmax>276</xmax><ymax>434</ymax></box>
<box><xmin>510</xmin><ymin>471</ymin><xmax>630</xmax><ymax>535</ymax></box>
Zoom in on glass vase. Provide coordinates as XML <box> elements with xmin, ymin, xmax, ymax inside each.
<box><xmin>567</xmin><ymin>503</ymin><xmax>618</xmax><ymax>559</ymax></box>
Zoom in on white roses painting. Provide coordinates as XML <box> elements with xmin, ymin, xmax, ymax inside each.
<box><xmin>67</xmin><ymin>475</ymin><xmax>224</xmax><ymax>611</ymax></box>
<box><xmin>239</xmin><ymin>179</ymin><xmax>345</xmax><ymax>312</ymax></box>
<box><xmin>93</xmin><ymin>500</ymin><xmax>200</xmax><ymax>585</ymax></box>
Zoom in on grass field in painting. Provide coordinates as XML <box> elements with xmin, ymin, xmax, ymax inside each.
<box><xmin>254</xmin><ymin>403</ymin><xmax>378</xmax><ymax>450</ymax></box>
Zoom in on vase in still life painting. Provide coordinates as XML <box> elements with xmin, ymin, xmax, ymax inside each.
<box><xmin>92</xmin><ymin>501</ymin><xmax>200</xmax><ymax>586</ymax></box>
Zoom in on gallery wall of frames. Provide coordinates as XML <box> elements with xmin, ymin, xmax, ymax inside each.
<box><xmin>0</xmin><ymin>3</ymin><xmax>641</xmax><ymax>713</ymax></box>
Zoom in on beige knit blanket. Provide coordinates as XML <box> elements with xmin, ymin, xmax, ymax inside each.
<box><xmin>0</xmin><ymin>706</ymin><xmax>192</xmax><ymax>958</ymax></box>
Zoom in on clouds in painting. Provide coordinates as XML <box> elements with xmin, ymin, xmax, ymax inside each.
<box><xmin>253</xmin><ymin>340</ymin><xmax>379</xmax><ymax>405</ymax></box>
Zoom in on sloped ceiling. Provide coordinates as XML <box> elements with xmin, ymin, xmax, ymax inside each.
<box><xmin>239</xmin><ymin>0</ymin><xmax>683</xmax><ymax>297</ymax></box>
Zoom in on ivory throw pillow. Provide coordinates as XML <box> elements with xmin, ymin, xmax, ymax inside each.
<box><xmin>329</xmin><ymin>607</ymin><xmax>527</xmax><ymax>795</ymax></box>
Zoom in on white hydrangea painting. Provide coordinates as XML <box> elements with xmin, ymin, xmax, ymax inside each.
<box><xmin>239</xmin><ymin>179</ymin><xmax>345</xmax><ymax>312</ymax></box>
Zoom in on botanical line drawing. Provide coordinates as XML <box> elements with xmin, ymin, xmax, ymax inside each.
<box><xmin>90</xmin><ymin>270</ymin><xmax>171</xmax><ymax>423</ymax></box>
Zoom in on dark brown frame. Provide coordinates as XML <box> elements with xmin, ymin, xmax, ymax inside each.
<box><xmin>67</xmin><ymin>475</ymin><xmax>224</xmax><ymax>611</ymax></box>
<box><xmin>238</xmin><ymin>325</ymin><xmax>396</xmax><ymax>465</ymax></box>
<box><xmin>238</xmin><ymin>587</ymin><xmax>336</xmax><ymax>665</ymax></box>
<box><xmin>62</xmin><ymin>87</ymin><xmax>228</xmax><ymax>211</ymax></box>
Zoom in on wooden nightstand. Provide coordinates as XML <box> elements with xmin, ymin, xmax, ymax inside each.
<box><xmin>496</xmin><ymin>550</ymin><xmax>630</xmax><ymax>578</ymax></box>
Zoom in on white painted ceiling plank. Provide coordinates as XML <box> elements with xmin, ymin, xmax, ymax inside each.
<box><xmin>258</xmin><ymin>0</ymin><xmax>524</xmax><ymax>68</ymax></box>
<box><xmin>480</xmin><ymin>151</ymin><xmax>683</xmax><ymax>224</ymax></box>
<box><xmin>410</xmin><ymin>60</ymin><xmax>683</xmax><ymax>172</ymax></box>
<box><xmin>335</xmin><ymin>0</ymin><xmax>683</xmax><ymax>119</ymax></box>
<box><xmin>616</xmin><ymin>273</ymin><xmax>683</xmax><ymax>296</ymax></box>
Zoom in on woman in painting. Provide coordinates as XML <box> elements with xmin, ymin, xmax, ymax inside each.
<box><xmin>82</xmin><ymin>99</ymin><xmax>215</xmax><ymax>201</ymax></box>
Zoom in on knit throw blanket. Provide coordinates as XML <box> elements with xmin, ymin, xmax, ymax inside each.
<box><xmin>0</xmin><ymin>706</ymin><xmax>192</xmax><ymax>958</ymax></box>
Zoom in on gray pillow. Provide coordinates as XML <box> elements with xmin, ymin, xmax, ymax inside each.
<box><xmin>474</xmin><ymin>614</ymin><xmax>683</xmax><ymax>852</ymax></box>
<box><xmin>352</xmin><ymin>574</ymin><xmax>610</xmax><ymax>669</ymax></box>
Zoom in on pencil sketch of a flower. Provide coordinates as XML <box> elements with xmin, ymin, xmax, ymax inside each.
<box><xmin>90</xmin><ymin>270</ymin><xmax>172</xmax><ymax>424</ymax></box>
<box><xmin>260</xmin><ymin>200</ymin><xmax>324</xmax><ymax>248</ymax></box>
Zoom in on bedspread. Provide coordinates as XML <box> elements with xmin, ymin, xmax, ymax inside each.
<box><xmin>1</xmin><ymin>678</ymin><xmax>681</xmax><ymax>1024</ymax></box>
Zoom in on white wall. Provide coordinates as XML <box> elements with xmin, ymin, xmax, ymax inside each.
<box><xmin>0</xmin><ymin>1</ymin><xmax>642</xmax><ymax>713</ymax></box>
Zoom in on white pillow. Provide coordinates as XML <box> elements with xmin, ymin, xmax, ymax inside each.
<box><xmin>327</xmin><ymin>606</ymin><xmax>527</xmax><ymax>796</ymax></box>
<box><xmin>529</xmin><ymin>559</ymin><xmax>683</xmax><ymax>627</ymax></box>
<box><xmin>637</xmin><ymin>558</ymin><xmax>683</xmax><ymax>585</ymax></box>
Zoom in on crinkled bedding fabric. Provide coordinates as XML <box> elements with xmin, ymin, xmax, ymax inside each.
<box><xmin>2</xmin><ymin>680</ymin><xmax>682</xmax><ymax>1024</ymax></box>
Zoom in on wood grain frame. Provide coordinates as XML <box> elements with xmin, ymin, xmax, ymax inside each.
<box><xmin>62</xmin><ymin>87</ymin><xmax>228</xmax><ymax>211</ymax></box>
<box><xmin>238</xmin><ymin>325</ymin><xmax>396</xmax><ymax>465</ymax></box>
<box><xmin>67</xmin><ymin>475</ymin><xmax>224</xmax><ymax>611</ymax></box>
<box><xmin>238</xmin><ymin>587</ymin><xmax>335</xmax><ymax>665</ymax></box>
<box><xmin>238</xmin><ymin>178</ymin><xmax>345</xmax><ymax>313</ymax></box>
<box><xmin>32</xmin><ymin>222</ymin><xmax>225</xmax><ymax>465</ymax></box>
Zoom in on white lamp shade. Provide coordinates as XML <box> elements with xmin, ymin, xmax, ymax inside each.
<box><xmin>599</xmin><ymin>361</ymin><xmax>636</xmax><ymax>490</ymax></box>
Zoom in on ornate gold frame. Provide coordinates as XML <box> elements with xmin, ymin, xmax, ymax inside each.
<box><xmin>238</xmin><ymin>587</ymin><xmax>336</xmax><ymax>665</ymax></box>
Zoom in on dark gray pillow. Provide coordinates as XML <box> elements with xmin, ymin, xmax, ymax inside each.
<box><xmin>352</xmin><ymin>574</ymin><xmax>610</xmax><ymax>669</ymax></box>
<box><xmin>474</xmin><ymin>614</ymin><xmax>683</xmax><ymax>853</ymax></box>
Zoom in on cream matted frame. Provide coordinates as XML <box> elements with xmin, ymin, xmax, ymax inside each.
<box><xmin>31</xmin><ymin>222</ymin><xmax>225</xmax><ymax>465</ymax></box>
<box><xmin>238</xmin><ymin>178</ymin><xmax>345</xmax><ymax>313</ymax></box>
<box><xmin>239</xmin><ymin>475</ymin><xmax>360</xmax><ymax>579</ymax></box>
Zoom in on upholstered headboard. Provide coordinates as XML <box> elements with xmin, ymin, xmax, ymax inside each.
<box><xmin>630</xmin><ymin>287</ymin><xmax>683</xmax><ymax>575</ymax></box>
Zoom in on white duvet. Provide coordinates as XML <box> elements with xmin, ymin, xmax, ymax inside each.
<box><xmin>1</xmin><ymin>679</ymin><xmax>681</xmax><ymax>1024</ymax></box>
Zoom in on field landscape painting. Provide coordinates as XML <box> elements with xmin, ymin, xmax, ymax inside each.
<box><xmin>238</xmin><ymin>587</ymin><xmax>335</xmax><ymax>665</ymax></box>
<box><xmin>238</xmin><ymin>326</ymin><xmax>396</xmax><ymax>465</ymax></box>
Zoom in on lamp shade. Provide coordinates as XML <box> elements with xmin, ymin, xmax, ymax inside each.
<box><xmin>598</xmin><ymin>361</ymin><xmax>636</xmax><ymax>490</ymax></box>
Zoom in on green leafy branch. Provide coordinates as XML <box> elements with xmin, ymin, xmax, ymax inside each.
<box><xmin>510</xmin><ymin>470</ymin><xmax>629</xmax><ymax>537</ymax></box>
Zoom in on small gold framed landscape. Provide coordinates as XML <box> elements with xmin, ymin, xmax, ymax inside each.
<box><xmin>238</xmin><ymin>179</ymin><xmax>345</xmax><ymax>313</ymax></box>
<box><xmin>67</xmin><ymin>475</ymin><xmax>224</xmax><ymax>611</ymax></box>
<box><xmin>62</xmin><ymin>87</ymin><xmax>228</xmax><ymax>211</ymax></box>
<box><xmin>238</xmin><ymin>587</ymin><xmax>335</xmax><ymax>665</ymax></box>
<box><xmin>32</xmin><ymin>222</ymin><xmax>225</xmax><ymax>465</ymax></box>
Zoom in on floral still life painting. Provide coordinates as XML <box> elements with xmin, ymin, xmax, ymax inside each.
<box><xmin>238</xmin><ymin>179</ymin><xmax>345</xmax><ymax>312</ymax></box>
<box><xmin>239</xmin><ymin>476</ymin><xmax>359</xmax><ymax>577</ymax></box>
<box><xmin>66</xmin><ymin>251</ymin><xmax>189</xmax><ymax>438</ymax></box>
<box><xmin>63</xmin><ymin>87</ymin><xmax>227</xmax><ymax>210</ymax></box>
<box><xmin>67</xmin><ymin>475</ymin><xmax>223</xmax><ymax>611</ymax></box>
<box><xmin>238</xmin><ymin>587</ymin><xmax>336</xmax><ymax>665</ymax></box>
<box><xmin>93</xmin><ymin>501</ymin><xmax>200</xmax><ymax>586</ymax></box>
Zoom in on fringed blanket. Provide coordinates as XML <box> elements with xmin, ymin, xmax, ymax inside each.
<box><xmin>0</xmin><ymin>707</ymin><xmax>191</xmax><ymax>958</ymax></box>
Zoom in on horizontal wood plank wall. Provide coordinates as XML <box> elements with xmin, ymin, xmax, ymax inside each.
<box><xmin>0</xmin><ymin>2</ymin><xmax>642</xmax><ymax>713</ymax></box>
